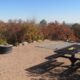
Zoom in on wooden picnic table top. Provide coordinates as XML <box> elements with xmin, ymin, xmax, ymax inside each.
<box><xmin>54</xmin><ymin>44</ymin><xmax>80</xmax><ymax>55</ymax></box>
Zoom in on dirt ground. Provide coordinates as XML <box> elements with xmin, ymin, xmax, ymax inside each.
<box><xmin>0</xmin><ymin>40</ymin><xmax>79</xmax><ymax>80</ymax></box>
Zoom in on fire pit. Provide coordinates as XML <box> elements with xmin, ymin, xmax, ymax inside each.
<box><xmin>0</xmin><ymin>45</ymin><xmax>13</xmax><ymax>54</ymax></box>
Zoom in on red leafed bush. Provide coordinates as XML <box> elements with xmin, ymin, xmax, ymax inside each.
<box><xmin>40</xmin><ymin>22</ymin><xmax>77</xmax><ymax>41</ymax></box>
<box><xmin>0</xmin><ymin>19</ymin><xmax>78</xmax><ymax>45</ymax></box>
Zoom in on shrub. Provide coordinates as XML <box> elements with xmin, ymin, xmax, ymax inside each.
<box><xmin>72</xmin><ymin>23</ymin><xmax>80</xmax><ymax>41</ymax></box>
<box><xmin>0</xmin><ymin>19</ymin><xmax>78</xmax><ymax>45</ymax></box>
<box><xmin>0</xmin><ymin>39</ymin><xmax>7</xmax><ymax>45</ymax></box>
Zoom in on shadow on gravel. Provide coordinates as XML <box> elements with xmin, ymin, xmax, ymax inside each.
<box><xmin>25</xmin><ymin>61</ymin><xmax>80</xmax><ymax>80</ymax></box>
<box><xmin>26</xmin><ymin>60</ymin><xmax>63</xmax><ymax>74</ymax></box>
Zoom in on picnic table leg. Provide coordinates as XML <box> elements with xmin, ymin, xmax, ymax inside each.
<box><xmin>69</xmin><ymin>54</ymin><xmax>77</xmax><ymax>66</ymax></box>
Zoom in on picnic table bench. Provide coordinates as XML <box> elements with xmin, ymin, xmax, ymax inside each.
<box><xmin>45</xmin><ymin>44</ymin><xmax>80</xmax><ymax>66</ymax></box>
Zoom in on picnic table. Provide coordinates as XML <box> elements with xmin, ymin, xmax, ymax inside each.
<box><xmin>46</xmin><ymin>44</ymin><xmax>80</xmax><ymax>66</ymax></box>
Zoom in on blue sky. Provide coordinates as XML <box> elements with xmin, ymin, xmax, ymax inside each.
<box><xmin>0</xmin><ymin>0</ymin><xmax>80</xmax><ymax>23</ymax></box>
